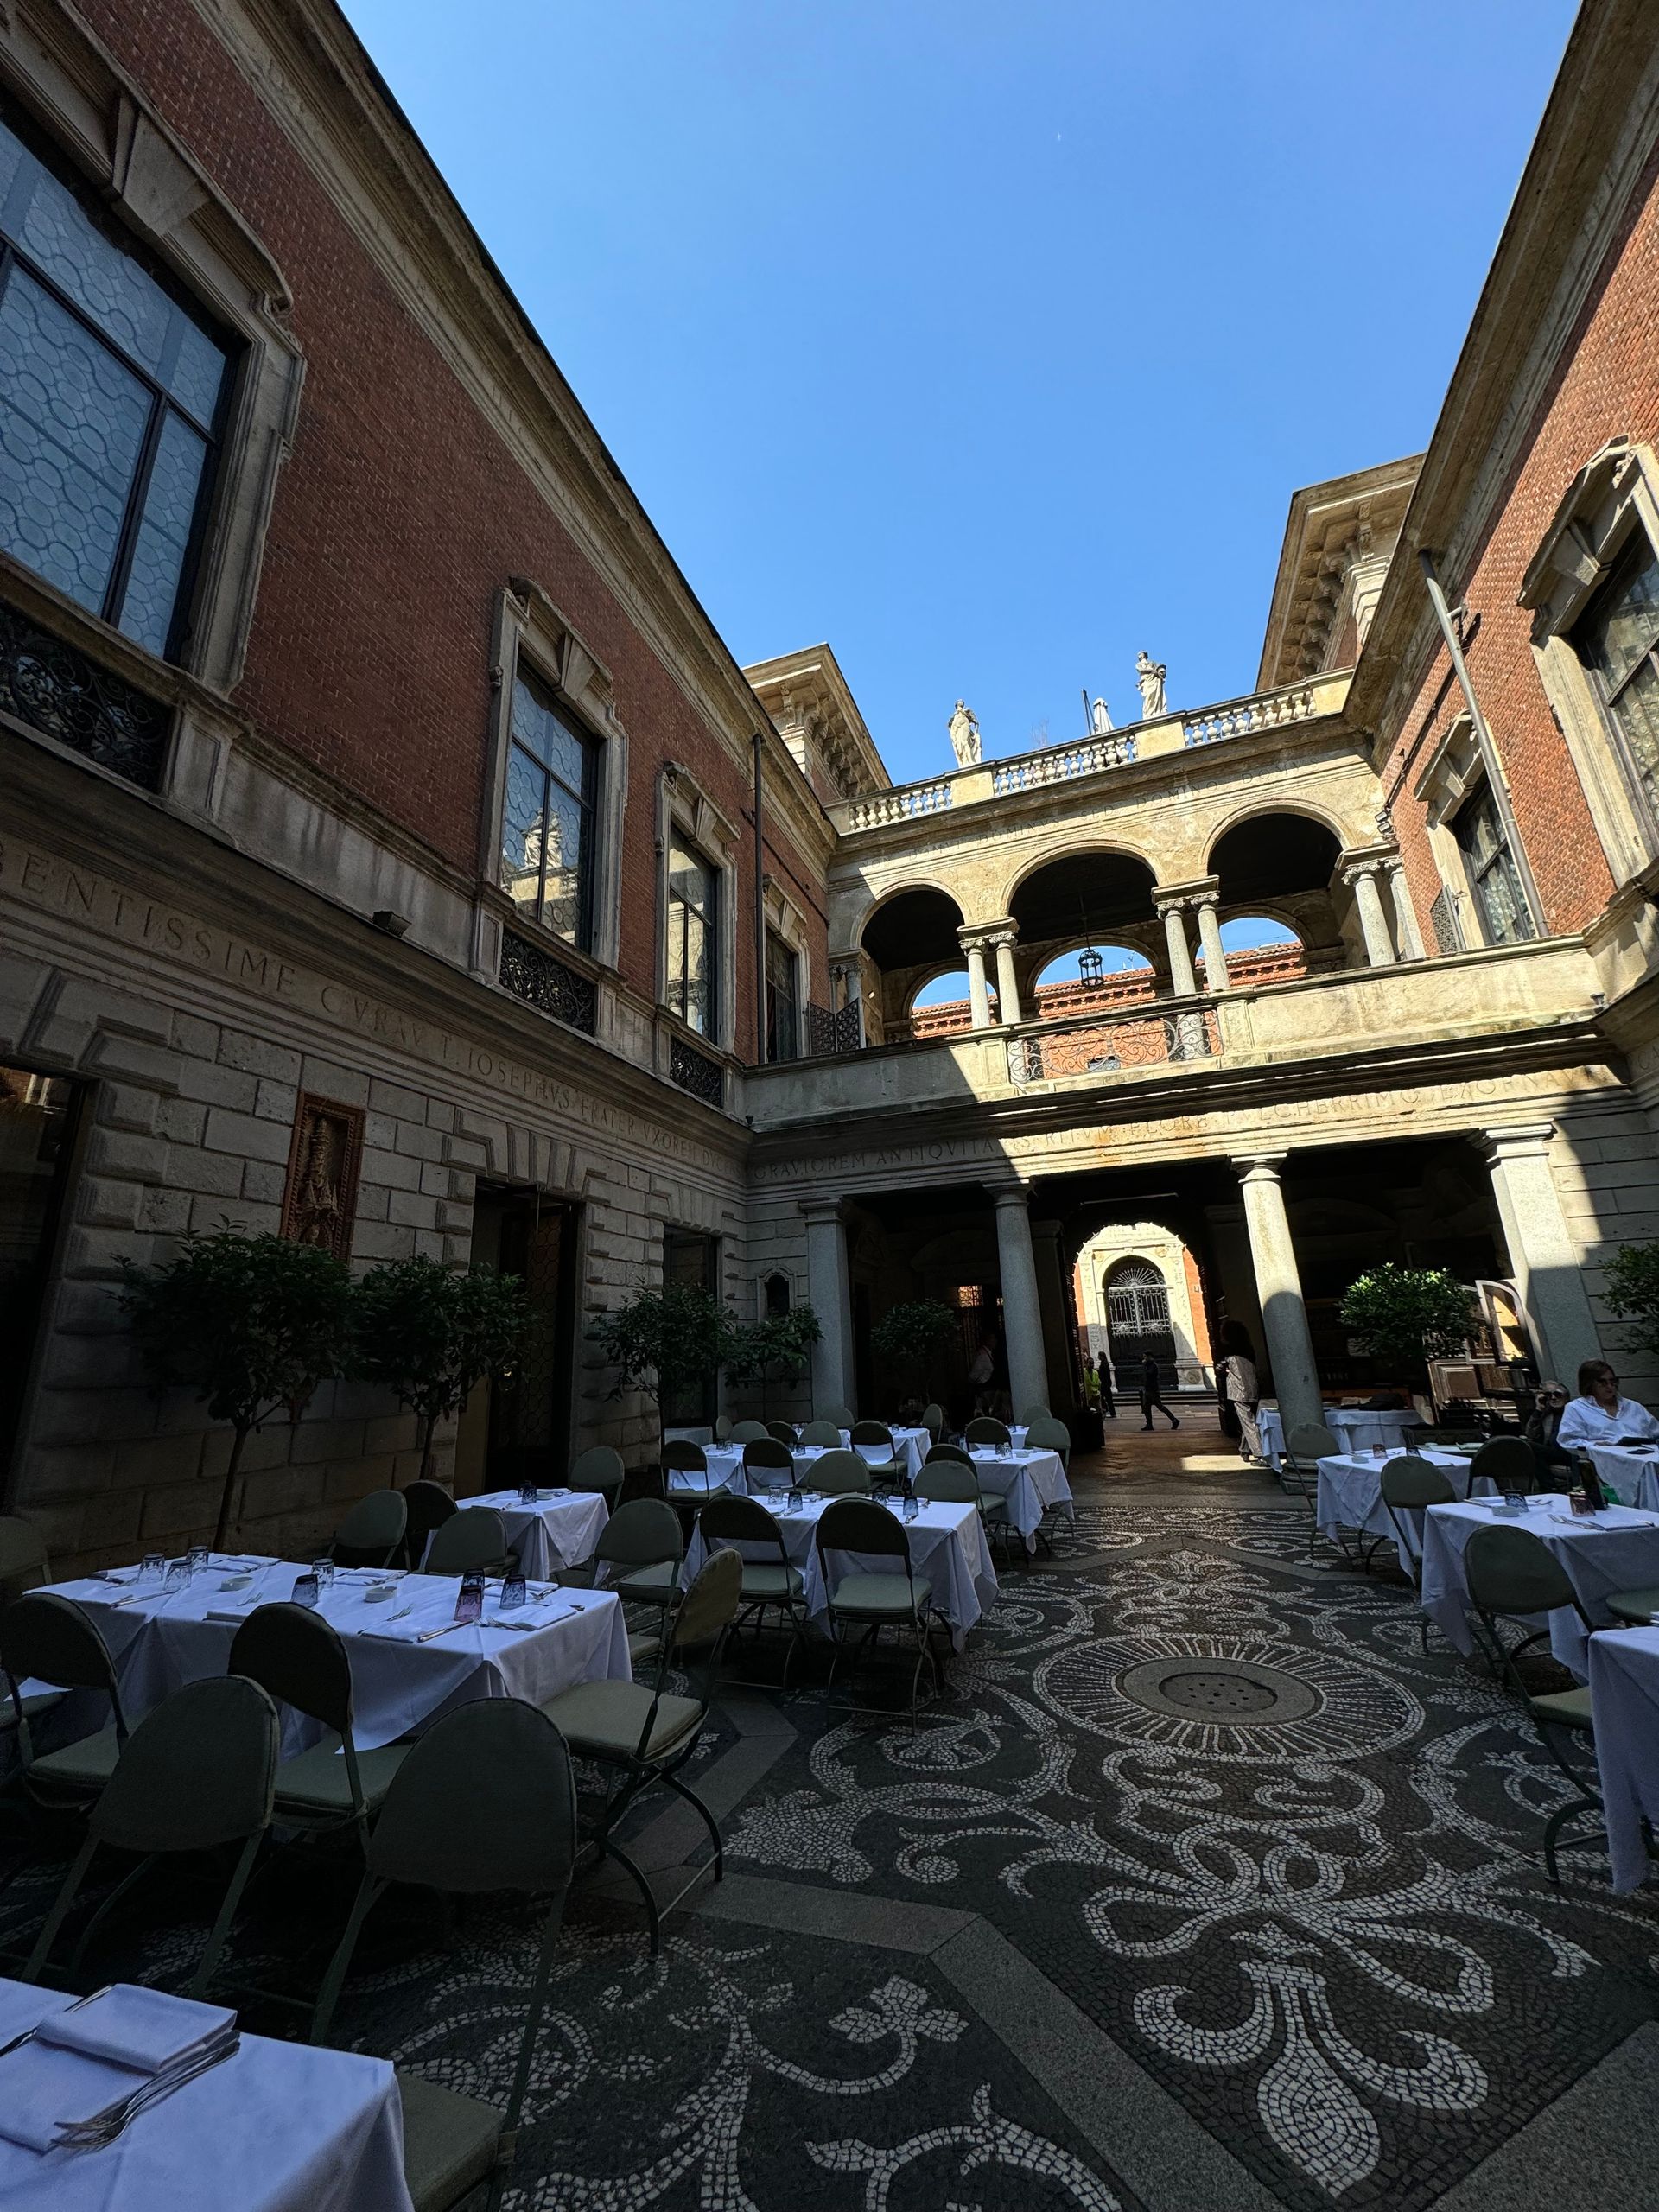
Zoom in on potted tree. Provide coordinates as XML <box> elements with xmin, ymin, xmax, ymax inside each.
<box><xmin>1602</xmin><ymin>1243</ymin><xmax>1659</xmax><ymax>1363</ymax></box>
<box><xmin>1338</xmin><ymin>1264</ymin><xmax>1476</xmax><ymax>1411</ymax></box>
<box><xmin>871</xmin><ymin>1299</ymin><xmax>959</xmax><ymax>1414</ymax></box>
<box><xmin>591</xmin><ymin>1282</ymin><xmax>742</xmax><ymax>1459</ymax></box>
<box><xmin>729</xmin><ymin>1305</ymin><xmax>823</xmax><ymax>1422</ymax></box>
<box><xmin>121</xmin><ymin>1228</ymin><xmax>355</xmax><ymax>1552</ymax></box>
<box><xmin>353</xmin><ymin>1255</ymin><xmax>531</xmax><ymax>1484</ymax></box>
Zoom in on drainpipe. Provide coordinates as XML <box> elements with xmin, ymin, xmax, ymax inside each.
<box><xmin>1419</xmin><ymin>550</ymin><xmax>1546</xmax><ymax>932</ymax></box>
<box><xmin>752</xmin><ymin>732</ymin><xmax>767</xmax><ymax>1065</ymax></box>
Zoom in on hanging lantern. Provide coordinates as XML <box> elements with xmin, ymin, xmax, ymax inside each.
<box><xmin>1078</xmin><ymin>947</ymin><xmax>1103</xmax><ymax>988</ymax></box>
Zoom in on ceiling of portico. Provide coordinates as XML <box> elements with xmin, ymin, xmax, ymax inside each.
<box><xmin>1208</xmin><ymin>811</ymin><xmax>1342</xmax><ymax>904</ymax></box>
<box><xmin>860</xmin><ymin>884</ymin><xmax>965</xmax><ymax>968</ymax></box>
<box><xmin>1008</xmin><ymin>850</ymin><xmax>1159</xmax><ymax>942</ymax></box>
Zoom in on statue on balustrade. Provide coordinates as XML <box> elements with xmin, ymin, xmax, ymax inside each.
<box><xmin>1135</xmin><ymin>651</ymin><xmax>1166</xmax><ymax>719</ymax></box>
<box><xmin>948</xmin><ymin>699</ymin><xmax>982</xmax><ymax>766</ymax></box>
<box><xmin>1090</xmin><ymin>696</ymin><xmax>1113</xmax><ymax>733</ymax></box>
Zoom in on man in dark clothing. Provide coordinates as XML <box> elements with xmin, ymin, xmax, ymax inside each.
<box><xmin>1140</xmin><ymin>1354</ymin><xmax>1179</xmax><ymax>1431</ymax></box>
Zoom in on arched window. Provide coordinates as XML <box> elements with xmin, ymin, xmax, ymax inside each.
<box><xmin>1106</xmin><ymin>1258</ymin><xmax>1170</xmax><ymax>1336</ymax></box>
<box><xmin>763</xmin><ymin>1272</ymin><xmax>791</xmax><ymax>1318</ymax></box>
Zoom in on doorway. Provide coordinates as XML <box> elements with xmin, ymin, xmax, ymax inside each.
<box><xmin>0</xmin><ymin>1065</ymin><xmax>82</xmax><ymax>1502</ymax></box>
<box><xmin>454</xmin><ymin>1186</ymin><xmax>579</xmax><ymax>1495</ymax></box>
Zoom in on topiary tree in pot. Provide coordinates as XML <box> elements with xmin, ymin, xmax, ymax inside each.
<box><xmin>591</xmin><ymin>1282</ymin><xmax>743</xmax><ymax>1459</ymax></box>
<box><xmin>728</xmin><ymin>1305</ymin><xmax>823</xmax><ymax>1421</ymax></box>
<box><xmin>121</xmin><ymin>1228</ymin><xmax>355</xmax><ymax>1553</ymax></box>
<box><xmin>352</xmin><ymin>1255</ymin><xmax>531</xmax><ymax>1484</ymax></box>
<box><xmin>1602</xmin><ymin>1242</ymin><xmax>1659</xmax><ymax>1363</ymax></box>
<box><xmin>870</xmin><ymin>1298</ymin><xmax>959</xmax><ymax>1409</ymax></box>
<box><xmin>1338</xmin><ymin>1264</ymin><xmax>1475</xmax><ymax>1402</ymax></box>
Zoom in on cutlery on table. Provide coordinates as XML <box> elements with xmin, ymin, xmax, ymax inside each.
<box><xmin>54</xmin><ymin>2032</ymin><xmax>240</xmax><ymax>2150</ymax></box>
<box><xmin>0</xmin><ymin>1986</ymin><xmax>112</xmax><ymax>2064</ymax></box>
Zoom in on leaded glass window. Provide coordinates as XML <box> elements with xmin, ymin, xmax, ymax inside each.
<box><xmin>499</xmin><ymin>665</ymin><xmax>599</xmax><ymax>950</ymax></box>
<box><xmin>0</xmin><ymin>107</ymin><xmax>232</xmax><ymax>662</ymax></box>
<box><xmin>667</xmin><ymin>837</ymin><xmax>719</xmax><ymax>1039</ymax></box>
<box><xmin>1453</xmin><ymin>781</ymin><xmax>1534</xmax><ymax>946</ymax></box>
<box><xmin>1571</xmin><ymin>529</ymin><xmax>1659</xmax><ymax>828</ymax></box>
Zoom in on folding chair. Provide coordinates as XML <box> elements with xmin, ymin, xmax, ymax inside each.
<box><xmin>229</xmin><ymin>1600</ymin><xmax>410</xmax><ymax>1848</ymax></box>
<box><xmin>699</xmin><ymin>1494</ymin><xmax>808</xmax><ymax>1688</ymax></box>
<box><xmin>816</xmin><ymin>1497</ymin><xmax>945</xmax><ymax>1722</ymax></box>
<box><xmin>331</xmin><ymin>1489</ymin><xmax>408</xmax><ymax>1569</ymax></box>
<box><xmin>569</xmin><ymin>1445</ymin><xmax>626</xmax><ymax>1508</ymax></box>
<box><xmin>400</xmin><ymin>1480</ymin><xmax>457</xmax><ymax>1569</ymax></box>
<box><xmin>807</xmin><ymin>1449</ymin><xmax>871</xmax><ymax>1496</ymax></box>
<box><xmin>423</xmin><ymin>1507</ymin><xmax>510</xmax><ymax>1578</ymax></box>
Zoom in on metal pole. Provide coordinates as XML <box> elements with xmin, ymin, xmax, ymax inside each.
<box><xmin>1081</xmin><ymin>686</ymin><xmax>1091</xmax><ymax>734</ymax></box>
<box><xmin>752</xmin><ymin>731</ymin><xmax>767</xmax><ymax>1065</ymax></box>
<box><xmin>1418</xmin><ymin>550</ymin><xmax>1545</xmax><ymax>931</ymax></box>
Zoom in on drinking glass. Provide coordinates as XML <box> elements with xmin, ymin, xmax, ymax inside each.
<box><xmin>786</xmin><ymin>1486</ymin><xmax>804</xmax><ymax>1514</ymax></box>
<box><xmin>454</xmin><ymin>1572</ymin><xmax>485</xmax><ymax>1624</ymax></box>
<box><xmin>162</xmin><ymin>1558</ymin><xmax>188</xmax><ymax>1595</ymax></box>
<box><xmin>1570</xmin><ymin>1491</ymin><xmax>1595</xmax><ymax>1517</ymax></box>
<box><xmin>312</xmin><ymin>1556</ymin><xmax>335</xmax><ymax>1593</ymax></box>
<box><xmin>140</xmin><ymin>1552</ymin><xmax>165</xmax><ymax>1586</ymax></box>
<box><xmin>501</xmin><ymin>1569</ymin><xmax>527</xmax><ymax>1611</ymax></box>
<box><xmin>186</xmin><ymin>1544</ymin><xmax>210</xmax><ymax>1578</ymax></box>
<box><xmin>291</xmin><ymin>1571</ymin><xmax>321</xmax><ymax>1609</ymax></box>
<box><xmin>518</xmin><ymin>1479</ymin><xmax>538</xmax><ymax>1505</ymax></box>
<box><xmin>903</xmin><ymin>1490</ymin><xmax>918</xmax><ymax>1522</ymax></box>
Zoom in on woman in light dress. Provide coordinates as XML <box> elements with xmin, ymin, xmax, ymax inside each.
<box><xmin>1217</xmin><ymin>1319</ymin><xmax>1261</xmax><ymax>1462</ymax></box>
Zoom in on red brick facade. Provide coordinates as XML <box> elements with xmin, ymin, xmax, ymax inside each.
<box><xmin>78</xmin><ymin>0</ymin><xmax>825</xmax><ymax>1060</ymax></box>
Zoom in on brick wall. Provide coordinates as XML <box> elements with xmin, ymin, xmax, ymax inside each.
<box><xmin>1382</xmin><ymin>140</ymin><xmax>1659</xmax><ymax>937</ymax></box>
<box><xmin>77</xmin><ymin>0</ymin><xmax>826</xmax><ymax>1062</ymax></box>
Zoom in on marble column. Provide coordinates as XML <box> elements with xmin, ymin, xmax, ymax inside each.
<box><xmin>1030</xmin><ymin>1217</ymin><xmax>1077</xmax><ymax>1414</ymax></box>
<box><xmin>962</xmin><ymin>937</ymin><xmax>993</xmax><ymax>1031</ymax></box>
<box><xmin>1346</xmin><ymin>862</ymin><xmax>1396</xmax><ymax>967</ymax></box>
<box><xmin>991</xmin><ymin>930</ymin><xmax>1024</xmax><ymax>1026</ymax></box>
<box><xmin>1483</xmin><ymin>1124</ymin><xmax>1601</xmax><ymax>1384</ymax></box>
<box><xmin>1386</xmin><ymin>861</ymin><xmax>1424</xmax><ymax>961</ymax></box>
<box><xmin>1193</xmin><ymin>882</ymin><xmax>1231</xmax><ymax>993</ymax></box>
<box><xmin>801</xmin><ymin>1197</ymin><xmax>856</xmax><ymax>1415</ymax></box>
<box><xmin>991</xmin><ymin>1182</ymin><xmax>1049</xmax><ymax>1416</ymax></box>
<box><xmin>1157</xmin><ymin>895</ymin><xmax>1198</xmax><ymax>997</ymax></box>
<box><xmin>1232</xmin><ymin>1153</ymin><xmax>1323</xmax><ymax>1438</ymax></box>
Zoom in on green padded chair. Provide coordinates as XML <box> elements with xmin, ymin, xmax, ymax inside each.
<box><xmin>1</xmin><ymin>1592</ymin><xmax>127</xmax><ymax>1813</ymax></box>
<box><xmin>714</xmin><ymin>1414</ymin><xmax>734</xmax><ymax>1444</ymax></box>
<box><xmin>423</xmin><ymin>1506</ymin><xmax>510</xmax><ymax>1579</ymax></box>
<box><xmin>818</xmin><ymin>1404</ymin><xmax>856</xmax><ymax>1431</ymax></box>
<box><xmin>569</xmin><ymin>1498</ymin><xmax>683</xmax><ymax>1644</ymax></box>
<box><xmin>400</xmin><ymin>1480</ymin><xmax>457</xmax><ymax>1569</ymax></box>
<box><xmin>1607</xmin><ymin>1585</ymin><xmax>1659</xmax><ymax>1625</ymax></box>
<box><xmin>729</xmin><ymin>1420</ymin><xmax>768</xmax><ymax>1446</ymax></box>
<box><xmin>806</xmin><ymin>1448</ymin><xmax>871</xmax><ymax>1497</ymax></box>
<box><xmin>1379</xmin><ymin>1457</ymin><xmax>1455</xmax><ymax>1638</ymax></box>
<box><xmin>925</xmin><ymin>1441</ymin><xmax>974</xmax><ymax>1469</ymax></box>
<box><xmin>541</xmin><ymin>1548</ymin><xmax>741</xmax><ymax>1952</ymax></box>
<box><xmin>916</xmin><ymin>1459</ymin><xmax>1013</xmax><ymax>1557</ymax></box>
<box><xmin>1464</xmin><ymin>1522</ymin><xmax>1601</xmax><ymax>1881</ymax></box>
<box><xmin>799</xmin><ymin>1420</ymin><xmax>843</xmax><ymax>1448</ymax></box>
<box><xmin>964</xmin><ymin>1416</ymin><xmax>1010</xmax><ymax>1450</ymax></box>
<box><xmin>1280</xmin><ymin>1422</ymin><xmax>1340</xmax><ymax>1502</ymax></box>
<box><xmin>816</xmin><ymin>1496</ymin><xmax>944</xmax><ymax>1721</ymax></box>
<box><xmin>766</xmin><ymin>1421</ymin><xmax>798</xmax><ymax>1446</ymax></box>
<box><xmin>699</xmin><ymin>1493</ymin><xmax>808</xmax><ymax>1688</ymax></box>
<box><xmin>331</xmin><ymin>1489</ymin><xmax>408</xmax><ymax>1570</ymax></box>
<box><xmin>1470</xmin><ymin>1434</ymin><xmax>1541</xmax><ymax>1494</ymax></box>
<box><xmin>919</xmin><ymin>1403</ymin><xmax>944</xmax><ymax>1441</ymax></box>
<box><xmin>229</xmin><ymin>1600</ymin><xmax>410</xmax><ymax>1847</ymax></box>
<box><xmin>1015</xmin><ymin>1404</ymin><xmax>1051</xmax><ymax>1430</ymax></box>
<box><xmin>25</xmin><ymin>1673</ymin><xmax>278</xmax><ymax>1997</ymax></box>
<box><xmin>850</xmin><ymin>1421</ymin><xmax>906</xmax><ymax>1491</ymax></box>
<box><xmin>664</xmin><ymin>1439</ymin><xmax>730</xmax><ymax>1503</ymax></box>
<box><xmin>741</xmin><ymin>1437</ymin><xmax>795</xmax><ymax>1497</ymax></box>
<box><xmin>309</xmin><ymin>1699</ymin><xmax>579</xmax><ymax>2212</ymax></box>
<box><xmin>0</xmin><ymin>1514</ymin><xmax>52</xmax><ymax>1605</ymax></box>
<box><xmin>569</xmin><ymin>1445</ymin><xmax>626</xmax><ymax>1507</ymax></box>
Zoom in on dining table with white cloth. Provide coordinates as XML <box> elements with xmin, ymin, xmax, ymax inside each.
<box><xmin>1258</xmin><ymin>1406</ymin><xmax>1427</xmax><ymax>1469</ymax></box>
<box><xmin>1584</xmin><ymin>1443</ymin><xmax>1659</xmax><ymax>1511</ymax></box>
<box><xmin>464</xmin><ymin>1487</ymin><xmax>609</xmax><ymax>1580</ymax></box>
<box><xmin>1589</xmin><ymin>1624</ymin><xmax>1659</xmax><ymax>1892</ymax></box>
<box><xmin>29</xmin><ymin>1557</ymin><xmax>631</xmax><ymax>1750</ymax></box>
<box><xmin>686</xmin><ymin>1493</ymin><xmax>997</xmax><ymax>1649</ymax></box>
<box><xmin>669</xmin><ymin>1431</ymin><xmax>931</xmax><ymax>1499</ymax></box>
<box><xmin>0</xmin><ymin>1977</ymin><xmax>413</xmax><ymax>2212</ymax></box>
<box><xmin>1418</xmin><ymin>1497</ymin><xmax>1659</xmax><ymax>1677</ymax></box>
<box><xmin>965</xmin><ymin>1445</ymin><xmax>1073</xmax><ymax>1548</ymax></box>
<box><xmin>1314</xmin><ymin>1448</ymin><xmax>1494</xmax><ymax>1564</ymax></box>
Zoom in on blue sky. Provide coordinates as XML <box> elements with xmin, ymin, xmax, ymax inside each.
<box><xmin>340</xmin><ymin>0</ymin><xmax>1575</xmax><ymax>789</ymax></box>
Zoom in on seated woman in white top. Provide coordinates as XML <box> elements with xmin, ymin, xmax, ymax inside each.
<box><xmin>1555</xmin><ymin>1358</ymin><xmax>1659</xmax><ymax>1449</ymax></box>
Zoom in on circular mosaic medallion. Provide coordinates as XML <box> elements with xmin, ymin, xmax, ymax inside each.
<box><xmin>1034</xmin><ymin>1630</ymin><xmax>1422</xmax><ymax>1763</ymax></box>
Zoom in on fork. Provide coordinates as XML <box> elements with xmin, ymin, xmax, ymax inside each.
<box><xmin>53</xmin><ymin>2034</ymin><xmax>239</xmax><ymax>2149</ymax></box>
<box><xmin>0</xmin><ymin>1986</ymin><xmax>114</xmax><ymax>2064</ymax></box>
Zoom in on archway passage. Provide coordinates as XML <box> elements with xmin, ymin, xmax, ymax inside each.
<box><xmin>909</xmin><ymin>967</ymin><xmax>995</xmax><ymax>1037</ymax></box>
<box><xmin>1010</xmin><ymin>852</ymin><xmax>1158</xmax><ymax>942</ymax></box>
<box><xmin>1033</xmin><ymin>944</ymin><xmax>1156</xmax><ymax>1019</ymax></box>
<box><xmin>1208</xmin><ymin>814</ymin><xmax>1340</xmax><ymax>904</ymax></box>
<box><xmin>858</xmin><ymin>887</ymin><xmax>965</xmax><ymax>1045</ymax></box>
<box><xmin>1197</xmin><ymin>915</ymin><xmax>1306</xmax><ymax>988</ymax></box>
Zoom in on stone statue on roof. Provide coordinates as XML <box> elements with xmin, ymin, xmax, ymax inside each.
<box><xmin>1090</xmin><ymin>696</ymin><xmax>1113</xmax><ymax>734</ymax></box>
<box><xmin>1135</xmin><ymin>651</ymin><xmax>1167</xmax><ymax>719</ymax></box>
<box><xmin>948</xmin><ymin>699</ymin><xmax>982</xmax><ymax>766</ymax></box>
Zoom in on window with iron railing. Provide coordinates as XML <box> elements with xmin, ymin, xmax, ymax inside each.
<box><xmin>1571</xmin><ymin>528</ymin><xmax>1659</xmax><ymax>834</ymax></box>
<box><xmin>499</xmin><ymin>664</ymin><xmax>600</xmax><ymax>952</ymax></box>
<box><xmin>1452</xmin><ymin>782</ymin><xmax>1534</xmax><ymax>946</ymax></box>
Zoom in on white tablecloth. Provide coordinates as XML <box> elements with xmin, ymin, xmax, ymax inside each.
<box><xmin>688</xmin><ymin>1495</ymin><xmax>997</xmax><ymax>1649</ymax></box>
<box><xmin>37</xmin><ymin>1557</ymin><xmax>632</xmax><ymax>1751</ymax></box>
<box><xmin>466</xmin><ymin>1488</ymin><xmax>609</xmax><ymax>1580</ymax></box>
<box><xmin>1258</xmin><ymin>1407</ymin><xmax>1426</xmax><ymax>1469</ymax></box>
<box><xmin>0</xmin><ymin>1978</ymin><xmax>411</xmax><ymax>2211</ymax></box>
<box><xmin>1590</xmin><ymin>1625</ymin><xmax>1659</xmax><ymax>1891</ymax></box>
<box><xmin>965</xmin><ymin>1446</ymin><xmax>1072</xmax><ymax>1547</ymax></box>
<box><xmin>671</xmin><ymin>1435</ymin><xmax>930</xmax><ymax>1499</ymax></box>
<box><xmin>1586</xmin><ymin>1444</ymin><xmax>1659</xmax><ymax>1511</ymax></box>
<box><xmin>1419</xmin><ymin>1497</ymin><xmax>1659</xmax><ymax>1677</ymax></box>
<box><xmin>1315</xmin><ymin>1449</ymin><xmax>1493</xmax><ymax>1564</ymax></box>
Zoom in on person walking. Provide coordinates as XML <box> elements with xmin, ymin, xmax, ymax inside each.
<box><xmin>1140</xmin><ymin>1351</ymin><xmax>1179</xmax><ymax>1431</ymax></box>
<box><xmin>1217</xmin><ymin>1320</ymin><xmax>1261</xmax><ymax>1462</ymax></box>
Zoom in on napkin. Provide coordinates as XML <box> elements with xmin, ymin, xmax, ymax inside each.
<box><xmin>37</xmin><ymin>1984</ymin><xmax>234</xmax><ymax>2075</ymax></box>
<box><xmin>0</xmin><ymin>2044</ymin><xmax>149</xmax><ymax>2152</ymax></box>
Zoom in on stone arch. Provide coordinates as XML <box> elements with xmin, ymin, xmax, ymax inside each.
<box><xmin>1201</xmin><ymin>798</ymin><xmax>1350</xmax><ymax>878</ymax></box>
<box><xmin>999</xmin><ymin>840</ymin><xmax>1160</xmax><ymax>922</ymax></box>
<box><xmin>851</xmin><ymin>881</ymin><xmax>965</xmax><ymax>966</ymax></box>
